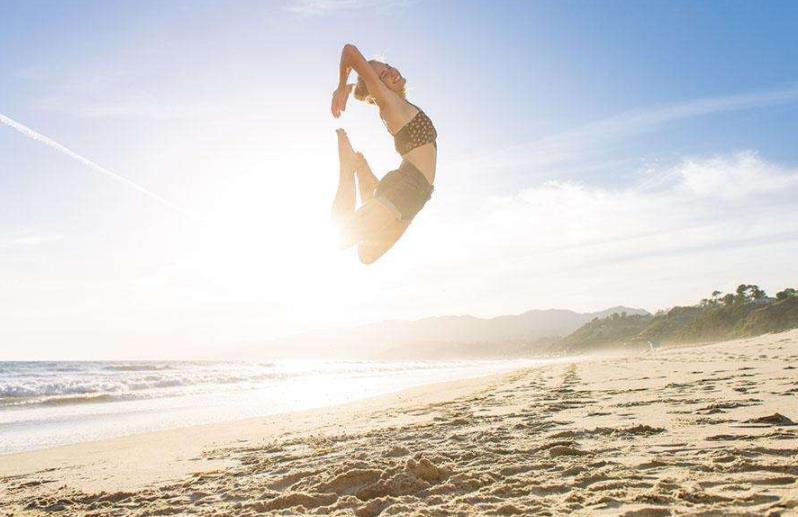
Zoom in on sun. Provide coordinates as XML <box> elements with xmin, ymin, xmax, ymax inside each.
<box><xmin>175</xmin><ymin>151</ymin><xmax>372</xmax><ymax>320</ymax></box>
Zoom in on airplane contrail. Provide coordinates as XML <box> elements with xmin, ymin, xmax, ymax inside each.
<box><xmin>0</xmin><ymin>112</ymin><xmax>197</xmax><ymax>220</ymax></box>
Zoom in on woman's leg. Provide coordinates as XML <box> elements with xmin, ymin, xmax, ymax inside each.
<box><xmin>331</xmin><ymin>131</ymin><xmax>409</xmax><ymax>263</ymax></box>
<box><xmin>357</xmin><ymin>217</ymin><xmax>411</xmax><ymax>264</ymax></box>
<box><xmin>339</xmin><ymin>198</ymin><xmax>409</xmax><ymax>263</ymax></box>
<box><xmin>331</xmin><ymin>129</ymin><xmax>358</xmax><ymax>224</ymax></box>
<box><xmin>354</xmin><ymin>152</ymin><xmax>379</xmax><ymax>204</ymax></box>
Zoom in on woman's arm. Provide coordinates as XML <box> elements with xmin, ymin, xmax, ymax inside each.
<box><xmin>339</xmin><ymin>44</ymin><xmax>384</xmax><ymax>93</ymax></box>
<box><xmin>332</xmin><ymin>44</ymin><xmax>389</xmax><ymax>117</ymax></box>
<box><xmin>336</xmin><ymin>44</ymin><xmax>355</xmax><ymax>90</ymax></box>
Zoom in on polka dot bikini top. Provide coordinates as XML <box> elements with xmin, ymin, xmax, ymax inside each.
<box><xmin>392</xmin><ymin>104</ymin><xmax>437</xmax><ymax>156</ymax></box>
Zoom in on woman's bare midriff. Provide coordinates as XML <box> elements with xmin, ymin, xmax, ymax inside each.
<box><xmin>401</xmin><ymin>144</ymin><xmax>437</xmax><ymax>185</ymax></box>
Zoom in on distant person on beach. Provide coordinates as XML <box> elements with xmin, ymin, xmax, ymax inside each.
<box><xmin>330</xmin><ymin>44</ymin><xmax>437</xmax><ymax>264</ymax></box>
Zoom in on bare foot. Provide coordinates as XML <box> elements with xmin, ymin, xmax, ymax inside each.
<box><xmin>354</xmin><ymin>152</ymin><xmax>366</xmax><ymax>167</ymax></box>
<box><xmin>336</xmin><ymin>129</ymin><xmax>357</xmax><ymax>173</ymax></box>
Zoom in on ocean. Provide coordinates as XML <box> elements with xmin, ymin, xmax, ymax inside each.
<box><xmin>0</xmin><ymin>359</ymin><xmax>541</xmax><ymax>454</ymax></box>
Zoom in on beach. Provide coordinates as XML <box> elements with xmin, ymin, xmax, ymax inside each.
<box><xmin>2</xmin><ymin>330</ymin><xmax>797</xmax><ymax>516</ymax></box>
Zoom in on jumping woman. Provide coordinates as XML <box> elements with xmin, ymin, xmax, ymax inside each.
<box><xmin>330</xmin><ymin>44</ymin><xmax>437</xmax><ymax>264</ymax></box>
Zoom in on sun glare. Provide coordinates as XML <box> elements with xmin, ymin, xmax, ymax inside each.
<box><xmin>175</xmin><ymin>148</ymin><xmax>372</xmax><ymax>323</ymax></box>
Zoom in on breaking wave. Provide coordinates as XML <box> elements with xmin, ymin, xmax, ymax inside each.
<box><xmin>0</xmin><ymin>360</ymin><xmax>490</xmax><ymax>409</ymax></box>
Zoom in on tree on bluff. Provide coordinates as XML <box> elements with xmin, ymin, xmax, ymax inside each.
<box><xmin>734</xmin><ymin>284</ymin><xmax>767</xmax><ymax>304</ymax></box>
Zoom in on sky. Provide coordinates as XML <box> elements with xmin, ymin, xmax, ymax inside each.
<box><xmin>2</xmin><ymin>0</ymin><xmax>797</xmax><ymax>359</ymax></box>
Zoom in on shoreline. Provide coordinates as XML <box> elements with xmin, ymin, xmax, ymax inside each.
<box><xmin>0</xmin><ymin>358</ymin><xmax>551</xmax><ymax>457</ymax></box>
<box><xmin>0</xmin><ymin>364</ymin><xmax>540</xmax><ymax>493</ymax></box>
<box><xmin>3</xmin><ymin>331</ymin><xmax>797</xmax><ymax>515</ymax></box>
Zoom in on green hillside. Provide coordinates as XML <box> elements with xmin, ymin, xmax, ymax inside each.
<box><xmin>641</xmin><ymin>303</ymin><xmax>760</xmax><ymax>343</ymax></box>
<box><xmin>737</xmin><ymin>297</ymin><xmax>798</xmax><ymax>336</ymax></box>
<box><xmin>559</xmin><ymin>313</ymin><xmax>652</xmax><ymax>353</ymax></box>
<box><xmin>557</xmin><ymin>284</ymin><xmax>798</xmax><ymax>352</ymax></box>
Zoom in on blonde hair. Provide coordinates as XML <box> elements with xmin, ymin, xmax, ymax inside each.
<box><xmin>353</xmin><ymin>60</ymin><xmax>407</xmax><ymax>105</ymax></box>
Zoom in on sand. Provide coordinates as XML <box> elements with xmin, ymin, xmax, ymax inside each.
<box><xmin>2</xmin><ymin>330</ymin><xmax>797</xmax><ymax>516</ymax></box>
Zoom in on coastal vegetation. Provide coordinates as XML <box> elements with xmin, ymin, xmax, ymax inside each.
<box><xmin>559</xmin><ymin>284</ymin><xmax>798</xmax><ymax>353</ymax></box>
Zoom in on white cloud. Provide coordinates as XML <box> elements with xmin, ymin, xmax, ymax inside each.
<box><xmin>676</xmin><ymin>152</ymin><xmax>797</xmax><ymax>199</ymax></box>
<box><xmin>482</xmin><ymin>151</ymin><xmax>797</xmax><ymax>255</ymax></box>
<box><xmin>0</xmin><ymin>232</ymin><xmax>62</xmax><ymax>251</ymax></box>
<box><xmin>396</xmin><ymin>151</ymin><xmax>798</xmax><ymax>315</ymax></box>
<box><xmin>285</xmin><ymin>0</ymin><xmax>411</xmax><ymax>15</ymax></box>
<box><xmin>454</xmin><ymin>85</ymin><xmax>798</xmax><ymax>177</ymax></box>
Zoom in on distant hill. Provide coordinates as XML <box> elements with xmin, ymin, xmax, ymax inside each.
<box><xmin>242</xmin><ymin>284</ymin><xmax>798</xmax><ymax>360</ymax></box>
<box><xmin>555</xmin><ymin>288</ymin><xmax>798</xmax><ymax>353</ymax></box>
<box><xmin>245</xmin><ymin>306</ymin><xmax>648</xmax><ymax>360</ymax></box>
<box><xmin>558</xmin><ymin>312</ymin><xmax>653</xmax><ymax>353</ymax></box>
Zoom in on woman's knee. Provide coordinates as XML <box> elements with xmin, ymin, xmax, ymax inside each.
<box><xmin>358</xmin><ymin>233</ymin><xmax>402</xmax><ymax>264</ymax></box>
<box><xmin>358</xmin><ymin>245</ymin><xmax>384</xmax><ymax>265</ymax></box>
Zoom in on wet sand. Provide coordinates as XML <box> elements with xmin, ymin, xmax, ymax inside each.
<box><xmin>2</xmin><ymin>330</ymin><xmax>797</xmax><ymax>516</ymax></box>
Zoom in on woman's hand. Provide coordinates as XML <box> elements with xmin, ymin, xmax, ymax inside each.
<box><xmin>331</xmin><ymin>84</ymin><xmax>353</xmax><ymax>118</ymax></box>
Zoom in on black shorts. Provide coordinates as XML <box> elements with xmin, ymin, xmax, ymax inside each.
<box><xmin>373</xmin><ymin>161</ymin><xmax>434</xmax><ymax>222</ymax></box>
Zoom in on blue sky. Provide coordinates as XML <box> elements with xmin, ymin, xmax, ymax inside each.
<box><xmin>2</xmin><ymin>0</ymin><xmax>797</xmax><ymax>358</ymax></box>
